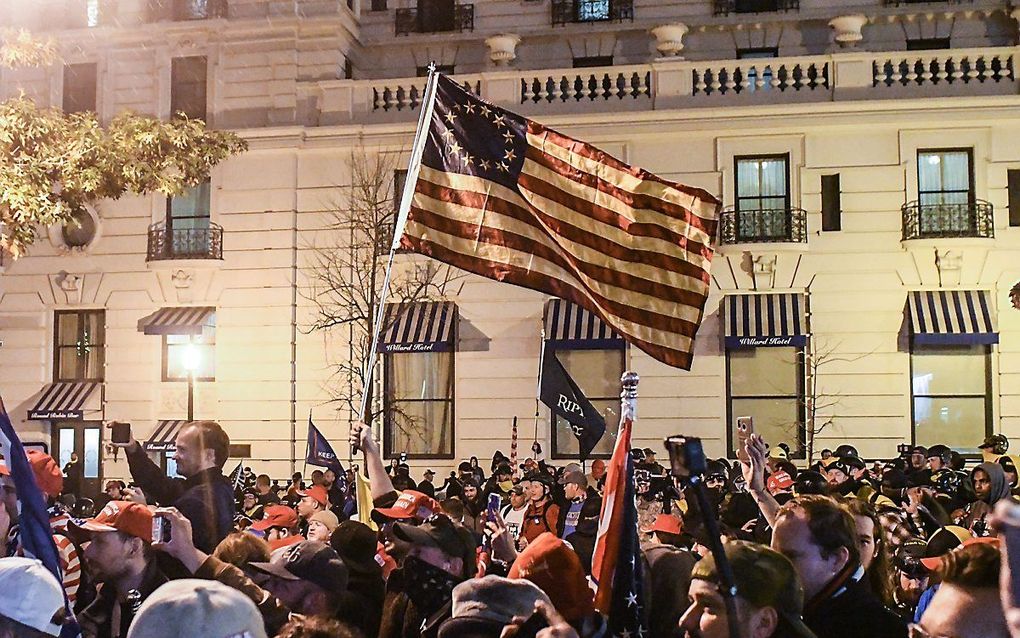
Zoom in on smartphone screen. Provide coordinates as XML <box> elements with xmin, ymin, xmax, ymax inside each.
<box><xmin>736</xmin><ymin>416</ymin><xmax>753</xmax><ymax>463</ymax></box>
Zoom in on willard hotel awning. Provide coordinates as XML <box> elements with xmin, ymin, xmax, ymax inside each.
<box><xmin>381</xmin><ymin>302</ymin><xmax>457</xmax><ymax>353</ymax></box>
<box><xmin>543</xmin><ymin>298</ymin><xmax>625</xmax><ymax>349</ymax></box>
<box><xmin>724</xmin><ymin>294</ymin><xmax>808</xmax><ymax>348</ymax></box>
<box><xmin>28</xmin><ymin>382</ymin><xmax>103</xmax><ymax>420</ymax></box>
<box><xmin>907</xmin><ymin>290</ymin><xmax>998</xmax><ymax>345</ymax></box>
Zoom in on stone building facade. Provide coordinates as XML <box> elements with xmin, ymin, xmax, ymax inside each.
<box><xmin>1</xmin><ymin>0</ymin><xmax>1019</xmax><ymax>493</ymax></box>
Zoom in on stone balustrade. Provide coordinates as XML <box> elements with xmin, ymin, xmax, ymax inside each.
<box><xmin>304</xmin><ymin>45</ymin><xmax>1019</xmax><ymax>125</ymax></box>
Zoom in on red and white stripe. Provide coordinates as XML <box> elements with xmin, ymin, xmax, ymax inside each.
<box><xmin>590</xmin><ymin>414</ymin><xmax>633</xmax><ymax>611</ymax></box>
<box><xmin>406</xmin><ymin>118</ymin><xmax>719</xmax><ymax>370</ymax></box>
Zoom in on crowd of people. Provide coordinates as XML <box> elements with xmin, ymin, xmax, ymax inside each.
<box><xmin>6</xmin><ymin>420</ymin><xmax>1020</xmax><ymax>637</ymax></box>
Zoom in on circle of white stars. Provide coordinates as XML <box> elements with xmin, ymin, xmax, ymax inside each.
<box><xmin>441</xmin><ymin>100</ymin><xmax>515</xmax><ymax>174</ymax></box>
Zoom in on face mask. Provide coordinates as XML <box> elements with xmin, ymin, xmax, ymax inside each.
<box><xmin>401</xmin><ymin>554</ymin><xmax>459</xmax><ymax>614</ymax></box>
<box><xmin>499</xmin><ymin>480</ymin><xmax>514</xmax><ymax>493</ymax></box>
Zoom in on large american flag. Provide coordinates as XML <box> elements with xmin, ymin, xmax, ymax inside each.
<box><xmin>590</xmin><ymin>409</ymin><xmax>648</xmax><ymax>636</ymax></box>
<box><xmin>400</xmin><ymin>74</ymin><xmax>720</xmax><ymax>370</ymax></box>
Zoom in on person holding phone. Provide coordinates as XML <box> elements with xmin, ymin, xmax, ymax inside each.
<box><xmin>110</xmin><ymin>420</ymin><xmax>236</xmax><ymax>553</ymax></box>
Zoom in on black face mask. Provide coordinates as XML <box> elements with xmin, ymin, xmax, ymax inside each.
<box><xmin>401</xmin><ymin>554</ymin><xmax>460</xmax><ymax>615</ymax></box>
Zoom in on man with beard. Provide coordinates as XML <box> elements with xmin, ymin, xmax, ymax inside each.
<box><xmin>70</xmin><ymin>501</ymin><xmax>169</xmax><ymax>638</ymax></box>
<box><xmin>890</xmin><ymin>537</ymin><xmax>931</xmax><ymax>620</ymax></box>
<box><xmin>458</xmin><ymin>479</ymin><xmax>485</xmax><ymax>535</ymax></box>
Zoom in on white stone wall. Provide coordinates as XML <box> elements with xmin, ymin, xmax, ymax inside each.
<box><xmin>0</xmin><ymin>4</ymin><xmax>1018</xmax><ymax>483</ymax></box>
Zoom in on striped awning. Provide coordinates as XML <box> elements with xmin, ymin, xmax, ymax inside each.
<box><xmin>907</xmin><ymin>290</ymin><xmax>998</xmax><ymax>345</ymax></box>
<box><xmin>138</xmin><ymin>307</ymin><xmax>216</xmax><ymax>336</ymax></box>
<box><xmin>28</xmin><ymin>382</ymin><xmax>103</xmax><ymax>420</ymax></box>
<box><xmin>144</xmin><ymin>420</ymin><xmax>189</xmax><ymax>452</ymax></box>
<box><xmin>381</xmin><ymin>302</ymin><xmax>457</xmax><ymax>353</ymax></box>
<box><xmin>724</xmin><ymin>293</ymin><xmax>807</xmax><ymax>348</ymax></box>
<box><xmin>544</xmin><ymin>298</ymin><xmax>625</xmax><ymax>350</ymax></box>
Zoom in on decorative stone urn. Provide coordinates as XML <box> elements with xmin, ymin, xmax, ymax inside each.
<box><xmin>651</xmin><ymin>23</ymin><xmax>689</xmax><ymax>58</ymax></box>
<box><xmin>485</xmin><ymin>34</ymin><xmax>521</xmax><ymax>67</ymax></box>
<box><xmin>828</xmin><ymin>14</ymin><xmax>868</xmax><ymax>48</ymax></box>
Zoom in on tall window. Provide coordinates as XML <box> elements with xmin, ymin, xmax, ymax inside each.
<box><xmin>54</xmin><ymin>310</ymin><xmax>105</xmax><ymax>381</ymax></box>
<box><xmin>727</xmin><ymin>347</ymin><xmax>804</xmax><ymax>457</ymax></box>
<box><xmin>734</xmin><ymin>155</ymin><xmax>791</xmax><ymax>241</ymax></box>
<box><xmin>166</xmin><ymin>181</ymin><xmax>211</xmax><ymax>257</ymax></box>
<box><xmin>171</xmin><ymin>56</ymin><xmax>208</xmax><ymax>121</ymax></box>
<box><xmin>917</xmin><ymin>149</ymin><xmax>974</xmax><ymax>235</ymax></box>
<box><xmin>912</xmin><ymin>345</ymin><xmax>990</xmax><ymax>451</ymax></box>
<box><xmin>417</xmin><ymin>0</ymin><xmax>455</xmax><ymax>32</ymax></box>
<box><xmin>163</xmin><ymin>330</ymin><xmax>216</xmax><ymax>381</ymax></box>
<box><xmin>551</xmin><ymin>349</ymin><xmax>622</xmax><ymax>458</ymax></box>
<box><xmin>63</xmin><ymin>63</ymin><xmax>97</xmax><ymax>114</ymax></box>
<box><xmin>384</xmin><ymin>352</ymin><xmax>454</xmax><ymax>458</ymax></box>
<box><xmin>918</xmin><ymin>150</ymin><xmax>973</xmax><ymax>206</ymax></box>
<box><xmin>86</xmin><ymin>0</ymin><xmax>101</xmax><ymax>26</ymax></box>
<box><xmin>577</xmin><ymin>0</ymin><xmax>610</xmax><ymax>21</ymax></box>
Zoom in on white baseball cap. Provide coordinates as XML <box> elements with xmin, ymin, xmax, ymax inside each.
<box><xmin>0</xmin><ymin>557</ymin><xmax>66</xmax><ymax>636</ymax></box>
<box><xmin>127</xmin><ymin>579</ymin><xmax>268</xmax><ymax>638</ymax></box>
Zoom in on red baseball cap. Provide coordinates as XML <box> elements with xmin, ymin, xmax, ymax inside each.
<box><xmin>267</xmin><ymin>534</ymin><xmax>305</xmax><ymax>552</ymax></box>
<box><xmin>297</xmin><ymin>485</ymin><xmax>329</xmax><ymax>508</ymax></box>
<box><xmin>920</xmin><ymin>536</ymin><xmax>1001</xmax><ymax>571</ymax></box>
<box><xmin>374</xmin><ymin>490</ymin><xmax>439</xmax><ymax>521</ymax></box>
<box><xmin>251</xmin><ymin>505</ymin><xmax>299</xmax><ymax>532</ymax></box>
<box><xmin>69</xmin><ymin>501</ymin><xmax>153</xmax><ymax>542</ymax></box>
<box><xmin>767</xmin><ymin>471</ymin><xmax>795</xmax><ymax>495</ymax></box>
<box><xmin>644</xmin><ymin>513</ymin><xmax>683</xmax><ymax>536</ymax></box>
<box><xmin>26</xmin><ymin>450</ymin><xmax>63</xmax><ymax>498</ymax></box>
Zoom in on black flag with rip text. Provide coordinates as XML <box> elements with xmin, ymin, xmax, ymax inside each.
<box><xmin>539</xmin><ymin>349</ymin><xmax>606</xmax><ymax>461</ymax></box>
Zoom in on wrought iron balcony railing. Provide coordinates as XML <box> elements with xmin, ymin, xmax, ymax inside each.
<box><xmin>395</xmin><ymin>4</ymin><xmax>474</xmax><ymax>35</ymax></box>
<box><xmin>147</xmin><ymin>221</ymin><xmax>223</xmax><ymax>261</ymax></box>
<box><xmin>551</xmin><ymin>0</ymin><xmax>634</xmax><ymax>25</ymax></box>
<box><xmin>149</xmin><ymin>0</ymin><xmax>228</xmax><ymax>22</ymax></box>
<box><xmin>714</xmin><ymin>0</ymin><xmax>798</xmax><ymax>16</ymax></box>
<box><xmin>719</xmin><ymin>206</ymin><xmax>808</xmax><ymax>244</ymax></box>
<box><xmin>901</xmin><ymin>200</ymin><xmax>994</xmax><ymax>240</ymax></box>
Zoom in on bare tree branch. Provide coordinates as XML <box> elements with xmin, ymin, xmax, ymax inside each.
<box><xmin>302</xmin><ymin>148</ymin><xmax>463</xmax><ymax>437</ymax></box>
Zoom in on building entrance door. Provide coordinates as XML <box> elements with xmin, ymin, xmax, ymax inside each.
<box><xmin>52</xmin><ymin>421</ymin><xmax>103</xmax><ymax>500</ymax></box>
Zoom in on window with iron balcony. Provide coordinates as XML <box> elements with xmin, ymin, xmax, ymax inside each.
<box><xmin>148</xmin><ymin>182</ymin><xmax>223</xmax><ymax>261</ymax></box>
<box><xmin>714</xmin><ymin>0</ymin><xmax>798</xmax><ymax>16</ymax></box>
<box><xmin>902</xmin><ymin>149</ymin><xmax>993</xmax><ymax>241</ymax></box>
<box><xmin>148</xmin><ymin>0</ymin><xmax>228</xmax><ymax>21</ymax></box>
<box><xmin>552</xmin><ymin>0</ymin><xmax>633</xmax><ymax>25</ymax></box>
<box><xmin>721</xmin><ymin>155</ymin><xmax>807</xmax><ymax>245</ymax></box>
<box><xmin>395</xmin><ymin>0</ymin><xmax>474</xmax><ymax>35</ymax></box>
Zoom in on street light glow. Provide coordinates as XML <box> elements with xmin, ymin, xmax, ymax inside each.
<box><xmin>181</xmin><ymin>343</ymin><xmax>201</xmax><ymax>373</ymax></box>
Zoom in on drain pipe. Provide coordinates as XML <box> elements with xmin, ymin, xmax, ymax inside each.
<box><xmin>290</xmin><ymin>151</ymin><xmax>299</xmax><ymax>473</ymax></box>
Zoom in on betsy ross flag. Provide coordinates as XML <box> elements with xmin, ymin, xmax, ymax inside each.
<box><xmin>398</xmin><ymin>74</ymin><xmax>720</xmax><ymax>370</ymax></box>
<box><xmin>590</xmin><ymin>400</ymin><xmax>648</xmax><ymax>635</ymax></box>
<box><xmin>0</xmin><ymin>399</ymin><xmax>81</xmax><ymax>638</ymax></box>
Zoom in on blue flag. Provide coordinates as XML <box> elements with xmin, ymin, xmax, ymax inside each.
<box><xmin>306</xmin><ymin>417</ymin><xmax>344</xmax><ymax>475</ymax></box>
<box><xmin>0</xmin><ymin>401</ymin><xmax>81</xmax><ymax>638</ymax></box>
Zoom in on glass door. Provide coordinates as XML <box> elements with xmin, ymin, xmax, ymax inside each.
<box><xmin>53</xmin><ymin>421</ymin><xmax>103</xmax><ymax>500</ymax></box>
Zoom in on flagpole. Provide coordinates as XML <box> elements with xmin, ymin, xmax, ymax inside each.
<box><xmin>354</xmin><ymin>64</ymin><xmax>442</xmax><ymax>452</ymax></box>
<box><xmin>533</xmin><ymin>328</ymin><xmax>546</xmax><ymax>451</ymax></box>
